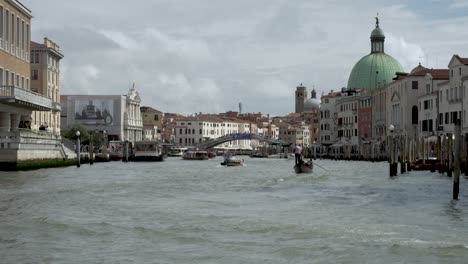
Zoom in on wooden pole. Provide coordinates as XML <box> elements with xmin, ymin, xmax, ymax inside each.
<box><xmin>465</xmin><ymin>134</ymin><xmax>468</xmax><ymax>177</ymax></box>
<box><xmin>89</xmin><ymin>142</ymin><xmax>94</xmax><ymax>165</ymax></box>
<box><xmin>448</xmin><ymin>134</ymin><xmax>453</xmax><ymax>177</ymax></box>
<box><xmin>453</xmin><ymin>120</ymin><xmax>461</xmax><ymax>200</ymax></box>
<box><xmin>401</xmin><ymin>136</ymin><xmax>406</xmax><ymax>174</ymax></box>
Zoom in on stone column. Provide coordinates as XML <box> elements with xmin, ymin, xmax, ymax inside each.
<box><xmin>0</xmin><ymin>112</ymin><xmax>11</xmax><ymax>132</ymax></box>
<box><xmin>10</xmin><ymin>114</ymin><xmax>20</xmax><ymax>131</ymax></box>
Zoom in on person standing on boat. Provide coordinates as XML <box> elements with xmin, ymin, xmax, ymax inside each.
<box><xmin>293</xmin><ymin>144</ymin><xmax>303</xmax><ymax>165</ymax></box>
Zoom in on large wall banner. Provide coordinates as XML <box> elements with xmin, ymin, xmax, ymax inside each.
<box><xmin>74</xmin><ymin>99</ymin><xmax>114</xmax><ymax>125</ymax></box>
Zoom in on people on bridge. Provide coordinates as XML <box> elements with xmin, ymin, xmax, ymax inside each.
<box><xmin>294</xmin><ymin>144</ymin><xmax>303</xmax><ymax>165</ymax></box>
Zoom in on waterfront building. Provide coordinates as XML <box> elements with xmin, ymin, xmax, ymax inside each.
<box><xmin>175</xmin><ymin>115</ymin><xmax>252</xmax><ymax>149</ymax></box>
<box><xmin>358</xmin><ymin>89</ymin><xmax>372</xmax><ymax>157</ymax></box>
<box><xmin>140</xmin><ymin>106</ymin><xmax>163</xmax><ymax>141</ymax></box>
<box><xmin>446</xmin><ymin>55</ymin><xmax>468</xmax><ymax>135</ymax></box>
<box><xmin>61</xmin><ymin>85</ymin><xmax>143</xmax><ymax>143</ymax></box>
<box><xmin>0</xmin><ymin>0</ymin><xmax>69</xmax><ymax>164</ymax></box>
<box><xmin>320</xmin><ymin>90</ymin><xmax>341</xmax><ymax>146</ymax></box>
<box><xmin>30</xmin><ymin>38</ymin><xmax>63</xmax><ymax>134</ymax></box>
<box><xmin>320</xmin><ymin>17</ymin><xmax>405</xmax><ymax>158</ymax></box>
<box><xmin>335</xmin><ymin>89</ymin><xmax>360</xmax><ymax>157</ymax></box>
<box><xmin>278</xmin><ymin>122</ymin><xmax>310</xmax><ymax>147</ymax></box>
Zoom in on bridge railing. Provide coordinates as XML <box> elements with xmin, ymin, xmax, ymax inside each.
<box><xmin>196</xmin><ymin>133</ymin><xmax>286</xmax><ymax>149</ymax></box>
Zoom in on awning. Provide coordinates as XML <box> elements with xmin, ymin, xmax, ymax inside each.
<box><xmin>425</xmin><ymin>136</ymin><xmax>438</xmax><ymax>143</ymax></box>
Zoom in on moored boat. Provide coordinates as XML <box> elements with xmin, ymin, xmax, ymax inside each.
<box><xmin>129</xmin><ymin>141</ymin><xmax>165</xmax><ymax>162</ymax></box>
<box><xmin>108</xmin><ymin>140</ymin><xmax>124</xmax><ymax>161</ymax></box>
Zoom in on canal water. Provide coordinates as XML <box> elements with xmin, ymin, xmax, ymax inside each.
<box><xmin>1</xmin><ymin>157</ymin><xmax>468</xmax><ymax>263</ymax></box>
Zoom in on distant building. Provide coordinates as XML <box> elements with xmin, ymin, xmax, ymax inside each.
<box><xmin>175</xmin><ymin>115</ymin><xmax>252</xmax><ymax>149</ymax></box>
<box><xmin>140</xmin><ymin>106</ymin><xmax>163</xmax><ymax>141</ymax></box>
<box><xmin>295</xmin><ymin>83</ymin><xmax>307</xmax><ymax>113</ymax></box>
<box><xmin>278</xmin><ymin>123</ymin><xmax>310</xmax><ymax>146</ymax></box>
<box><xmin>61</xmin><ymin>85</ymin><xmax>143</xmax><ymax>142</ymax></box>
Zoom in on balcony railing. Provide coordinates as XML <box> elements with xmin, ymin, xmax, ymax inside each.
<box><xmin>0</xmin><ymin>85</ymin><xmax>52</xmax><ymax>111</ymax></box>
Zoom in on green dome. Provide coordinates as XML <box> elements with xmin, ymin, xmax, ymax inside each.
<box><xmin>347</xmin><ymin>53</ymin><xmax>404</xmax><ymax>90</ymax></box>
<box><xmin>347</xmin><ymin>18</ymin><xmax>404</xmax><ymax>90</ymax></box>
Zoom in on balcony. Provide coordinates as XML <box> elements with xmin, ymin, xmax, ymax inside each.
<box><xmin>52</xmin><ymin>102</ymin><xmax>61</xmax><ymax>112</ymax></box>
<box><xmin>0</xmin><ymin>86</ymin><xmax>52</xmax><ymax>111</ymax></box>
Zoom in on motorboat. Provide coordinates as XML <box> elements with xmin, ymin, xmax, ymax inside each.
<box><xmin>129</xmin><ymin>141</ymin><xmax>165</xmax><ymax>162</ymax></box>
<box><xmin>220</xmin><ymin>152</ymin><xmax>244</xmax><ymax>166</ymax></box>
<box><xmin>182</xmin><ymin>149</ymin><xmax>209</xmax><ymax>160</ymax></box>
<box><xmin>108</xmin><ymin>140</ymin><xmax>124</xmax><ymax>161</ymax></box>
<box><xmin>168</xmin><ymin>147</ymin><xmax>187</xmax><ymax>157</ymax></box>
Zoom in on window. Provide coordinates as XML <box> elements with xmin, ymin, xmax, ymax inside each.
<box><xmin>11</xmin><ymin>13</ymin><xmax>14</xmax><ymax>50</ymax></box>
<box><xmin>26</xmin><ymin>24</ymin><xmax>29</xmax><ymax>60</ymax></box>
<box><xmin>412</xmin><ymin>106</ymin><xmax>418</xmax><ymax>124</ymax></box>
<box><xmin>445</xmin><ymin>112</ymin><xmax>449</xmax><ymax>124</ymax></box>
<box><xmin>31</xmin><ymin>69</ymin><xmax>38</xmax><ymax>80</ymax></box>
<box><xmin>21</xmin><ymin>20</ymin><xmax>24</xmax><ymax>56</ymax></box>
<box><xmin>5</xmin><ymin>10</ymin><xmax>9</xmax><ymax>50</ymax></box>
<box><xmin>439</xmin><ymin>113</ymin><xmax>443</xmax><ymax>125</ymax></box>
<box><xmin>423</xmin><ymin>100</ymin><xmax>429</xmax><ymax>110</ymax></box>
<box><xmin>0</xmin><ymin>5</ymin><xmax>3</xmax><ymax>48</ymax></box>
<box><xmin>153</xmin><ymin>115</ymin><xmax>158</xmax><ymax>121</ymax></box>
<box><xmin>412</xmin><ymin>81</ymin><xmax>418</xmax><ymax>90</ymax></box>
<box><xmin>459</xmin><ymin>68</ymin><xmax>462</xmax><ymax>76</ymax></box>
<box><xmin>16</xmin><ymin>16</ymin><xmax>19</xmax><ymax>54</ymax></box>
<box><xmin>426</xmin><ymin>84</ymin><xmax>430</xmax><ymax>94</ymax></box>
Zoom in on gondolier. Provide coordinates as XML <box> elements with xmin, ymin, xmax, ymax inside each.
<box><xmin>293</xmin><ymin>144</ymin><xmax>303</xmax><ymax>165</ymax></box>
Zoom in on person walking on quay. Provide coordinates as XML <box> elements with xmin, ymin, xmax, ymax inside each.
<box><xmin>294</xmin><ymin>144</ymin><xmax>303</xmax><ymax>165</ymax></box>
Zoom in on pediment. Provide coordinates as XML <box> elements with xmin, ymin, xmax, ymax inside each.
<box><xmin>391</xmin><ymin>91</ymin><xmax>400</xmax><ymax>102</ymax></box>
<box><xmin>448</xmin><ymin>55</ymin><xmax>463</xmax><ymax>68</ymax></box>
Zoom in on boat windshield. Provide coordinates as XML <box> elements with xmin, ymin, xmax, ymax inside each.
<box><xmin>135</xmin><ymin>143</ymin><xmax>158</xmax><ymax>151</ymax></box>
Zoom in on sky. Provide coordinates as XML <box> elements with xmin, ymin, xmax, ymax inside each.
<box><xmin>21</xmin><ymin>0</ymin><xmax>468</xmax><ymax>116</ymax></box>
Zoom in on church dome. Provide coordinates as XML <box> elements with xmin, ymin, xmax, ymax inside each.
<box><xmin>347</xmin><ymin>18</ymin><xmax>404</xmax><ymax>90</ymax></box>
<box><xmin>347</xmin><ymin>53</ymin><xmax>404</xmax><ymax>89</ymax></box>
<box><xmin>304</xmin><ymin>98</ymin><xmax>320</xmax><ymax>112</ymax></box>
<box><xmin>410</xmin><ymin>63</ymin><xmax>427</xmax><ymax>74</ymax></box>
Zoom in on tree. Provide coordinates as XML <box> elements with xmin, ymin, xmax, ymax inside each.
<box><xmin>62</xmin><ymin>124</ymin><xmax>104</xmax><ymax>147</ymax></box>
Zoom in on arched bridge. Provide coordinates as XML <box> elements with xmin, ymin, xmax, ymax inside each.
<box><xmin>196</xmin><ymin>133</ymin><xmax>289</xmax><ymax>149</ymax></box>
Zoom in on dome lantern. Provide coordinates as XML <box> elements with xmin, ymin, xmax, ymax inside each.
<box><xmin>371</xmin><ymin>16</ymin><xmax>385</xmax><ymax>53</ymax></box>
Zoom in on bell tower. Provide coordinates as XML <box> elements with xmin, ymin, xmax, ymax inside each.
<box><xmin>295</xmin><ymin>83</ymin><xmax>307</xmax><ymax>113</ymax></box>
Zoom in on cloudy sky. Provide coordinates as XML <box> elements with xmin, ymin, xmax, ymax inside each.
<box><xmin>22</xmin><ymin>0</ymin><xmax>468</xmax><ymax>116</ymax></box>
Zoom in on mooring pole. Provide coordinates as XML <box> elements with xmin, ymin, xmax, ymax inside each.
<box><xmin>448</xmin><ymin>134</ymin><xmax>453</xmax><ymax>177</ymax></box>
<box><xmin>453</xmin><ymin>119</ymin><xmax>461</xmax><ymax>200</ymax></box>
<box><xmin>90</xmin><ymin>142</ymin><xmax>94</xmax><ymax>165</ymax></box>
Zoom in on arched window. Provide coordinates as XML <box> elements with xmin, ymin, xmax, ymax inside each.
<box><xmin>412</xmin><ymin>105</ymin><xmax>418</xmax><ymax>124</ymax></box>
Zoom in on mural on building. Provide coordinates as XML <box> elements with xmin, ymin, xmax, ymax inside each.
<box><xmin>75</xmin><ymin>100</ymin><xmax>114</xmax><ymax>125</ymax></box>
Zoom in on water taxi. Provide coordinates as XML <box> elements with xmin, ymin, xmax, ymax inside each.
<box><xmin>130</xmin><ymin>141</ymin><xmax>165</xmax><ymax>162</ymax></box>
<box><xmin>182</xmin><ymin>149</ymin><xmax>209</xmax><ymax>160</ymax></box>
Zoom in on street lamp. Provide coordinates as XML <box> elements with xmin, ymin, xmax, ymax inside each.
<box><xmin>76</xmin><ymin>130</ymin><xmax>81</xmax><ymax>168</ymax></box>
